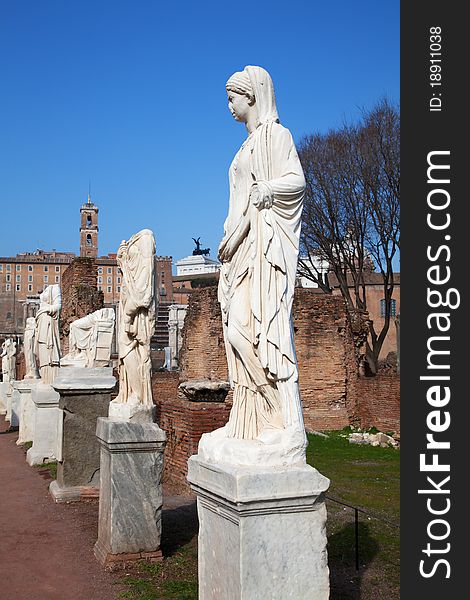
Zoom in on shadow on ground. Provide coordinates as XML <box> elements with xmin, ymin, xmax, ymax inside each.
<box><xmin>329</xmin><ymin>521</ymin><xmax>379</xmax><ymax>599</ymax></box>
<box><xmin>161</xmin><ymin>499</ymin><xmax>198</xmax><ymax>557</ymax></box>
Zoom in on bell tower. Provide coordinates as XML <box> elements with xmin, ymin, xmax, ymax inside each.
<box><xmin>80</xmin><ymin>193</ymin><xmax>99</xmax><ymax>258</ymax></box>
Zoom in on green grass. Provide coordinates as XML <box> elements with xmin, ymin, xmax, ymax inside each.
<box><xmin>307</xmin><ymin>428</ymin><xmax>400</xmax><ymax>598</ymax></box>
<box><xmin>120</xmin><ymin>429</ymin><xmax>399</xmax><ymax>600</ymax></box>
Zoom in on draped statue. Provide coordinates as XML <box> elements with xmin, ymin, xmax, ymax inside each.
<box><xmin>200</xmin><ymin>66</ymin><xmax>307</xmax><ymax>465</ymax></box>
<box><xmin>35</xmin><ymin>284</ymin><xmax>62</xmax><ymax>384</ymax></box>
<box><xmin>112</xmin><ymin>229</ymin><xmax>155</xmax><ymax>407</ymax></box>
<box><xmin>24</xmin><ymin>317</ymin><xmax>39</xmax><ymax>379</ymax></box>
<box><xmin>1</xmin><ymin>338</ymin><xmax>17</xmax><ymax>382</ymax></box>
<box><xmin>61</xmin><ymin>308</ymin><xmax>115</xmax><ymax>368</ymax></box>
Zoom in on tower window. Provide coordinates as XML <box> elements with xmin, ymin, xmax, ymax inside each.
<box><xmin>86</xmin><ymin>234</ymin><xmax>92</xmax><ymax>246</ymax></box>
<box><xmin>86</xmin><ymin>214</ymin><xmax>92</xmax><ymax>227</ymax></box>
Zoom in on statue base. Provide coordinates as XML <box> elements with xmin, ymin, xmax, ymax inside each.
<box><xmin>108</xmin><ymin>400</ymin><xmax>156</xmax><ymax>423</ymax></box>
<box><xmin>16</xmin><ymin>379</ymin><xmax>40</xmax><ymax>445</ymax></box>
<box><xmin>26</xmin><ymin>383</ymin><xmax>61</xmax><ymax>466</ymax></box>
<box><xmin>94</xmin><ymin>417</ymin><xmax>166</xmax><ymax>566</ymax></box>
<box><xmin>48</xmin><ymin>368</ymin><xmax>116</xmax><ymax>502</ymax></box>
<box><xmin>187</xmin><ymin>455</ymin><xmax>330</xmax><ymax>600</ymax></box>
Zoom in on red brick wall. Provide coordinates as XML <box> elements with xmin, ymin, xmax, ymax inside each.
<box><xmin>354</xmin><ymin>373</ymin><xmax>400</xmax><ymax>435</ymax></box>
<box><xmin>60</xmin><ymin>257</ymin><xmax>104</xmax><ymax>353</ymax></box>
<box><xmin>154</xmin><ymin>287</ymin><xmax>400</xmax><ymax>490</ymax></box>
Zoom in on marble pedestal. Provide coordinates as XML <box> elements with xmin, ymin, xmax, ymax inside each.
<box><xmin>49</xmin><ymin>367</ymin><xmax>116</xmax><ymax>502</ymax></box>
<box><xmin>26</xmin><ymin>383</ymin><xmax>61</xmax><ymax>466</ymax></box>
<box><xmin>0</xmin><ymin>381</ymin><xmax>9</xmax><ymax>415</ymax></box>
<box><xmin>16</xmin><ymin>379</ymin><xmax>40</xmax><ymax>445</ymax></box>
<box><xmin>187</xmin><ymin>456</ymin><xmax>330</xmax><ymax>600</ymax></box>
<box><xmin>8</xmin><ymin>382</ymin><xmax>21</xmax><ymax>428</ymax></box>
<box><xmin>94</xmin><ymin>418</ymin><xmax>166</xmax><ymax>566</ymax></box>
<box><xmin>5</xmin><ymin>383</ymin><xmax>14</xmax><ymax>422</ymax></box>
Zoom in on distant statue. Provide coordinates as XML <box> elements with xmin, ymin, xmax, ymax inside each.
<box><xmin>35</xmin><ymin>284</ymin><xmax>62</xmax><ymax>384</ymax></box>
<box><xmin>201</xmin><ymin>66</ymin><xmax>307</xmax><ymax>464</ymax></box>
<box><xmin>23</xmin><ymin>317</ymin><xmax>39</xmax><ymax>379</ymax></box>
<box><xmin>61</xmin><ymin>308</ymin><xmax>115</xmax><ymax>368</ymax></box>
<box><xmin>1</xmin><ymin>339</ymin><xmax>17</xmax><ymax>382</ymax></box>
<box><xmin>192</xmin><ymin>237</ymin><xmax>211</xmax><ymax>257</ymax></box>
<box><xmin>112</xmin><ymin>229</ymin><xmax>156</xmax><ymax>407</ymax></box>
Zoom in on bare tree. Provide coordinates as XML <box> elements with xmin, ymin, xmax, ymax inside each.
<box><xmin>298</xmin><ymin>99</ymin><xmax>400</xmax><ymax>373</ymax></box>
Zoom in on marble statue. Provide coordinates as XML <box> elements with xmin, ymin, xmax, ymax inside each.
<box><xmin>24</xmin><ymin>317</ymin><xmax>39</xmax><ymax>379</ymax></box>
<box><xmin>35</xmin><ymin>284</ymin><xmax>62</xmax><ymax>384</ymax></box>
<box><xmin>110</xmin><ymin>229</ymin><xmax>155</xmax><ymax>411</ymax></box>
<box><xmin>61</xmin><ymin>308</ymin><xmax>115</xmax><ymax>368</ymax></box>
<box><xmin>200</xmin><ymin>66</ymin><xmax>308</xmax><ymax>465</ymax></box>
<box><xmin>1</xmin><ymin>338</ymin><xmax>17</xmax><ymax>382</ymax></box>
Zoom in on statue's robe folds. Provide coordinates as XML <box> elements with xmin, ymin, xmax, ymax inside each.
<box><xmin>35</xmin><ymin>285</ymin><xmax>61</xmax><ymax>385</ymax></box>
<box><xmin>219</xmin><ymin>119</ymin><xmax>306</xmax><ymax>439</ymax></box>
<box><xmin>115</xmin><ymin>229</ymin><xmax>155</xmax><ymax>406</ymax></box>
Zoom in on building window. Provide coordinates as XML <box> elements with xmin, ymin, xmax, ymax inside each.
<box><xmin>98</xmin><ymin>267</ymin><xmax>103</xmax><ymax>274</ymax></box>
<box><xmin>16</xmin><ymin>284</ymin><xmax>21</xmax><ymax>291</ymax></box>
<box><xmin>0</xmin><ymin>265</ymin><xmax>3</xmax><ymax>272</ymax></box>
<box><xmin>6</xmin><ymin>283</ymin><xmax>11</xmax><ymax>291</ymax></box>
<box><xmin>380</xmin><ymin>298</ymin><xmax>397</xmax><ymax>318</ymax></box>
<box><xmin>55</xmin><ymin>266</ymin><xmax>60</xmax><ymax>272</ymax></box>
<box><xmin>16</xmin><ymin>274</ymin><xmax>21</xmax><ymax>282</ymax></box>
<box><xmin>28</xmin><ymin>275</ymin><xmax>33</xmax><ymax>282</ymax></box>
<box><xmin>98</xmin><ymin>286</ymin><xmax>103</xmax><ymax>291</ymax></box>
<box><xmin>86</xmin><ymin>214</ymin><xmax>92</xmax><ymax>227</ymax></box>
<box><xmin>6</xmin><ymin>274</ymin><xmax>11</xmax><ymax>282</ymax></box>
<box><xmin>44</xmin><ymin>275</ymin><xmax>48</xmax><ymax>283</ymax></box>
<box><xmin>28</xmin><ymin>265</ymin><xmax>33</xmax><ymax>271</ymax></box>
<box><xmin>28</xmin><ymin>284</ymin><xmax>33</xmax><ymax>292</ymax></box>
<box><xmin>117</xmin><ymin>276</ymin><xmax>121</xmax><ymax>284</ymax></box>
<box><xmin>55</xmin><ymin>276</ymin><xmax>60</xmax><ymax>283</ymax></box>
<box><xmin>107</xmin><ymin>267</ymin><xmax>112</xmax><ymax>274</ymax></box>
<box><xmin>86</xmin><ymin>234</ymin><xmax>92</xmax><ymax>246</ymax></box>
<box><xmin>97</xmin><ymin>276</ymin><xmax>102</xmax><ymax>284</ymax></box>
<box><xmin>6</xmin><ymin>264</ymin><xmax>11</xmax><ymax>272</ymax></box>
<box><xmin>44</xmin><ymin>265</ymin><xmax>49</xmax><ymax>272</ymax></box>
<box><xmin>107</xmin><ymin>276</ymin><xmax>112</xmax><ymax>284</ymax></box>
<box><xmin>16</xmin><ymin>264</ymin><xmax>21</xmax><ymax>271</ymax></box>
<box><xmin>107</xmin><ymin>286</ymin><xmax>112</xmax><ymax>293</ymax></box>
<box><xmin>117</xmin><ymin>286</ymin><xmax>121</xmax><ymax>293</ymax></box>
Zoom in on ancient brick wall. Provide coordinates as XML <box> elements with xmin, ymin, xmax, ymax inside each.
<box><xmin>354</xmin><ymin>373</ymin><xmax>400</xmax><ymax>435</ymax></box>
<box><xmin>153</xmin><ymin>371</ymin><xmax>231</xmax><ymax>492</ymax></box>
<box><xmin>154</xmin><ymin>287</ymin><xmax>400</xmax><ymax>490</ymax></box>
<box><xmin>60</xmin><ymin>257</ymin><xmax>103</xmax><ymax>353</ymax></box>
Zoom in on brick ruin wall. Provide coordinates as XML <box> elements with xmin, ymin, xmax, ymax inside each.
<box><xmin>154</xmin><ymin>286</ymin><xmax>399</xmax><ymax>490</ymax></box>
<box><xmin>59</xmin><ymin>257</ymin><xmax>104</xmax><ymax>354</ymax></box>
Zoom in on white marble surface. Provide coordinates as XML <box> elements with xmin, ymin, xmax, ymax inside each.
<box><xmin>94</xmin><ymin>418</ymin><xmax>166</xmax><ymax>563</ymax></box>
<box><xmin>35</xmin><ymin>284</ymin><xmax>62</xmax><ymax>385</ymax></box>
<box><xmin>26</xmin><ymin>383</ymin><xmax>61</xmax><ymax>466</ymax></box>
<box><xmin>24</xmin><ymin>317</ymin><xmax>40</xmax><ymax>379</ymax></box>
<box><xmin>61</xmin><ymin>308</ymin><xmax>115</xmax><ymax>368</ymax></box>
<box><xmin>188</xmin><ymin>455</ymin><xmax>330</xmax><ymax>599</ymax></box>
<box><xmin>0</xmin><ymin>381</ymin><xmax>9</xmax><ymax>415</ymax></box>
<box><xmin>9</xmin><ymin>383</ymin><xmax>21</xmax><ymax>428</ymax></box>
<box><xmin>1</xmin><ymin>338</ymin><xmax>16</xmax><ymax>383</ymax></box>
<box><xmin>5</xmin><ymin>383</ymin><xmax>14</xmax><ymax>422</ymax></box>
<box><xmin>16</xmin><ymin>380</ymin><xmax>40</xmax><ymax>445</ymax></box>
<box><xmin>108</xmin><ymin>399</ymin><xmax>155</xmax><ymax>423</ymax></box>
<box><xmin>113</xmin><ymin>229</ymin><xmax>155</xmax><ymax>408</ymax></box>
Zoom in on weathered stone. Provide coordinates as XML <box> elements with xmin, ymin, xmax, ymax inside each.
<box><xmin>49</xmin><ymin>367</ymin><xmax>115</xmax><ymax>502</ymax></box>
<box><xmin>188</xmin><ymin>456</ymin><xmax>330</xmax><ymax>600</ymax></box>
<box><xmin>94</xmin><ymin>418</ymin><xmax>166</xmax><ymax>565</ymax></box>
<box><xmin>16</xmin><ymin>380</ymin><xmax>40</xmax><ymax>445</ymax></box>
<box><xmin>179</xmin><ymin>379</ymin><xmax>230</xmax><ymax>403</ymax></box>
<box><xmin>26</xmin><ymin>383</ymin><xmax>61</xmax><ymax>466</ymax></box>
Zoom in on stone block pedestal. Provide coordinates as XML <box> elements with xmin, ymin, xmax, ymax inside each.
<box><xmin>94</xmin><ymin>417</ymin><xmax>166</xmax><ymax>566</ymax></box>
<box><xmin>49</xmin><ymin>367</ymin><xmax>116</xmax><ymax>502</ymax></box>
<box><xmin>5</xmin><ymin>383</ymin><xmax>14</xmax><ymax>423</ymax></box>
<box><xmin>26</xmin><ymin>383</ymin><xmax>61</xmax><ymax>466</ymax></box>
<box><xmin>17</xmin><ymin>379</ymin><xmax>40</xmax><ymax>445</ymax></box>
<box><xmin>0</xmin><ymin>381</ymin><xmax>10</xmax><ymax>416</ymax></box>
<box><xmin>187</xmin><ymin>455</ymin><xmax>330</xmax><ymax>600</ymax></box>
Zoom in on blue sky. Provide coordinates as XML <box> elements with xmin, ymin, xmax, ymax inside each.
<box><xmin>0</xmin><ymin>1</ymin><xmax>399</xmax><ymax>267</ymax></box>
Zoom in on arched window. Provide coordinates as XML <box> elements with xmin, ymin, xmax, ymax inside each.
<box><xmin>86</xmin><ymin>234</ymin><xmax>92</xmax><ymax>246</ymax></box>
<box><xmin>86</xmin><ymin>214</ymin><xmax>92</xmax><ymax>227</ymax></box>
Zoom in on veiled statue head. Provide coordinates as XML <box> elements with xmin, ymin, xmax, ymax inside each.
<box><xmin>226</xmin><ymin>66</ymin><xmax>279</xmax><ymax>128</ymax></box>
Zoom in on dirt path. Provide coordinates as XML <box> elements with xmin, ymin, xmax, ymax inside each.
<box><xmin>0</xmin><ymin>419</ymin><xmax>124</xmax><ymax>600</ymax></box>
